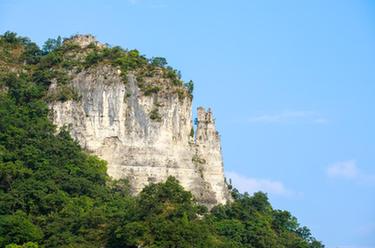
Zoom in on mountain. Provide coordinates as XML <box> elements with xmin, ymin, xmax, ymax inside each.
<box><xmin>0</xmin><ymin>32</ymin><xmax>324</xmax><ymax>248</ymax></box>
<box><xmin>48</xmin><ymin>35</ymin><xmax>230</xmax><ymax>207</ymax></box>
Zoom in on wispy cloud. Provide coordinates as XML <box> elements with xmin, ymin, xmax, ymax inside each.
<box><xmin>326</xmin><ymin>160</ymin><xmax>375</xmax><ymax>185</ymax></box>
<box><xmin>326</xmin><ymin>160</ymin><xmax>359</xmax><ymax>179</ymax></box>
<box><xmin>248</xmin><ymin>110</ymin><xmax>329</xmax><ymax>124</ymax></box>
<box><xmin>225</xmin><ymin>171</ymin><xmax>294</xmax><ymax>197</ymax></box>
<box><xmin>356</xmin><ymin>223</ymin><xmax>375</xmax><ymax>237</ymax></box>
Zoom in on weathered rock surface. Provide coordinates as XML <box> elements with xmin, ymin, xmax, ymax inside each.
<box><xmin>49</xmin><ymin>36</ymin><xmax>231</xmax><ymax>207</ymax></box>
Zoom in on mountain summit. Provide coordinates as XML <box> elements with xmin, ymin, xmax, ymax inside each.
<box><xmin>47</xmin><ymin>35</ymin><xmax>231</xmax><ymax>207</ymax></box>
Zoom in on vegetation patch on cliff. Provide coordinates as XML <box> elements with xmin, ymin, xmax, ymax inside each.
<box><xmin>0</xmin><ymin>32</ymin><xmax>193</xmax><ymax>104</ymax></box>
<box><xmin>149</xmin><ymin>107</ymin><xmax>162</xmax><ymax>122</ymax></box>
<box><xmin>71</xmin><ymin>36</ymin><xmax>194</xmax><ymax>100</ymax></box>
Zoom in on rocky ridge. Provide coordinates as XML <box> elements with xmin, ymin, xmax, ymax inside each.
<box><xmin>49</xmin><ymin>35</ymin><xmax>231</xmax><ymax>207</ymax></box>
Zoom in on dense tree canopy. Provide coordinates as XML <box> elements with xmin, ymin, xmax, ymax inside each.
<box><xmin>0</xmin><ymin>32</ymin><xmax>324</xmax><ymax>248</ymax></box>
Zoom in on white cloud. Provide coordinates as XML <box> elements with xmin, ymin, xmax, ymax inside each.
<box><xmin>225</xmin><ymin>171</ymin><xmax>293</xmax><ymax>197</ymax></box>
<box><xmin>248</xmin><ymin>110</ymin><xmax>328</xmax><ymax>124</ymax></box>
<box><xmin>326</xmin><ymin>160</ymin><xmax>359</xmax><ymax>179</ymax></box>
<box><xmin>326</xmin><ymin>160</ymin><xmax>375</xmax><ymax>185</ymax></box>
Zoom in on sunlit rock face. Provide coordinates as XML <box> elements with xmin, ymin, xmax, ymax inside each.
<box><xmin>49</xmin><ymin>36</ymin><xmax>231</xmax><ymax>207</ymax></box>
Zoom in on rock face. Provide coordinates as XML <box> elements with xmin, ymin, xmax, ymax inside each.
<box><xmin>49</xmin><ymin>36</ymin><xmax>230</xmax><ymax>207</ymax></box>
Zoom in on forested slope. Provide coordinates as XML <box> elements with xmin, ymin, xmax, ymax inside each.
<box><xmin>0</xmin><ymin>32</ymin><xmax>324</xmax><ymax>248</ymax></box>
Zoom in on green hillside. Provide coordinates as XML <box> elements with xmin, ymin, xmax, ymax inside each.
<box><xmin>0</xmin><ymin>32</ymin><xmax>324</xmax><ymax>248</ymax></box>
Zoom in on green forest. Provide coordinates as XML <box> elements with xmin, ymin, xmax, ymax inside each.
<box><xmin>0</xmin><ymin>32</ymin><xmax>324</xmax><ymax>248</ymax></box>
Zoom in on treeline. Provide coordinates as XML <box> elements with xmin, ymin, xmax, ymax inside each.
<box><xmin>0</xmin><ymin>32</ymin><xmax>324</xmax><ymax>247</ymax></box>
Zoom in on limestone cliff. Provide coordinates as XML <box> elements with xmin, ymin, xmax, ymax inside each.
<box><xmin>48</xmin><ymin>35</ymin><xmax>230</xmax><ymax>207</ymax></box>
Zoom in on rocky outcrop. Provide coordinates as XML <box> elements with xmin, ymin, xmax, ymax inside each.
<box><xmin>49</xmin><ymin>36</ymin><xmax>231</xmax><ymax>207</ymax></box>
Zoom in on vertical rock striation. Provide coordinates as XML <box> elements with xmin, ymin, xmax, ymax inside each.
<box><xmin>49</xmin><ymin>36</ymin><xmax>230</xmax><ymax>207</ymax></box>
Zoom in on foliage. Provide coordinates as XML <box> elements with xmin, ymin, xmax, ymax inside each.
<box><xmin>108</xmin><ymin>177</ymin><xmax>217</xmax><ymax>248</ymax></box>
<box><xmin>45</xmin><ymin>84</ymin><xmax>80</xmax><ymax>102</ymax></box>
<box><xmin>209</xmin><ymin>192</ymin><xmax>324</xmax><ymax>248</ymax></box>
<box><xmin>150</xmin><ymin>57</ymin><xmax>167</xmax><ymax>67</ymax></box>
<box><xmin>0</xmin><ymin>212</ymin><xmax>43</xmax><ymax>246</ymax></box>
<box><xmin>175</xmin><ymin>88</ymin><xmax>186</xmax><ymax>100</ymax></box>
<box><xmin>0</xmin><ymin>70</ymin><xmax>111</xmax><ymax>247</ymax></box>
<box><xmin>149</xmin><ymin>108</ymin><xmax>162</xmax><ymax>122</ymax></box>
<box><xmin>184</xmin><ymin>80</ymin><xmax>194</xmax><ymax>97</ymax></box>
<box><xmin>0</xmin><ymin>31</ymin><xmax>324</xmax><ymax>248</ymax></box>
<box><xmin>42</xmin><ymin>36</ymin><xmax>62</xmax><ymax>54</ymax></box>
<box><xmin>0</xmin><ymin>32</ymin><xmax>42</xmax><ymax>69</ymax></box>
<box><xmin>143</xmin><ymin>85</ymin><xmax>160</xmax><ymax>96</ymax></box>
<box><xmin>190</xmin><ymin>127</ymin><xmax>194</xmax><ymax>138</ymax></box>
<box><xmin>5</xmin><ymin>242</ymin><xmax>39</xmax><ymax>248</ymax></box>
<box><xmin>84</xmin><ymin>47</ymin><xmax>148</xmax><ymax>72</ymax></box>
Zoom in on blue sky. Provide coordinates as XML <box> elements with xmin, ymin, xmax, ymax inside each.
<box><xmin>1</xmin><ymin>0</ymin><xmax>374</xmax><ymax>247</ymax></box>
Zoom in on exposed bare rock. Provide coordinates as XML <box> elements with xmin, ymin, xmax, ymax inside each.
<box><xmin>49</xmin><ymin>64</ymin><xmax>231</xmax><ymax>207</ymax></box>
<box><xmin>64</xmin><ymin>34</ymin><xmax>105</xmax><ymax>49</ymax></box>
